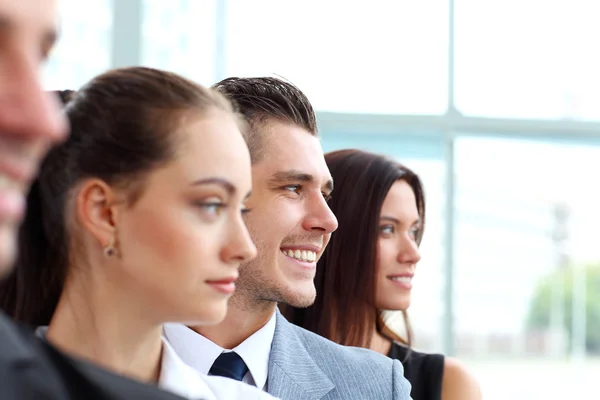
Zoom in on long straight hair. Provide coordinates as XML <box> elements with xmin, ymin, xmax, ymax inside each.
<box><xmin>282</xmin><ymin>149</ymin><xmax>426</xmax><ymax>351</ymax></box>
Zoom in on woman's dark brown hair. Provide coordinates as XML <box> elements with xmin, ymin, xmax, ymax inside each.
<box><xmin>282</xmin><ymin>149</ymin><xmax>426</xmax><ymax>351</ymax></box>
<box><xmin>0</xmin><ymin>67</ymin><xmax>237</xmax><ymax>326</ymax></box>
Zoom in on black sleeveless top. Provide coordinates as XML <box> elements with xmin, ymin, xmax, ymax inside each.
<box><xmin>388</xmin><ymin>342</ymin><xmax>444</xmax><ymax>400</ymax></box>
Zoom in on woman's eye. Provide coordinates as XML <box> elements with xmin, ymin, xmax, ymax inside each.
<box><xmin>409</xmin><ymin>227</ymin><xmax>420</xmax><ymax>240</ymax></box>
<box><xmin>379</xmin><ymin>225</ymin><xmax>394</xmax><ymax>235</ymax></box>
<box><xmin>196</xmin><ymin>202</ymin><xmax>225</xmax><ymax>216</ymax></box>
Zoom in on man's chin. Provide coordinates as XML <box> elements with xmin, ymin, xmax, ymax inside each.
<box><xmin>281</xmin><ymin>284</ymin><xmax>316</xmax><ymax>308</ymax></box>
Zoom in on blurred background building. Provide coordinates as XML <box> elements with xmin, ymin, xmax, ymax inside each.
<box><xmin>45</xmin><ymin>1</ymin><xmax>600</xmax><ymax>398</ymax></box>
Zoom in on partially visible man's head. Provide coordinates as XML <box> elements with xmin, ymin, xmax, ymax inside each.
<box><xmin>212</xmin><ymin>77</ymin><xmax>317</xmax><ymax>164</ymax></box>
<box><xmin>0</xmin><ymin>0</ymin><xmax>67</xmax><ymax>274</ymax></box>
<box><xmin>213</xmin><ymin>77</ymin><xmax>337</xmax><ymax>309</ymax></box>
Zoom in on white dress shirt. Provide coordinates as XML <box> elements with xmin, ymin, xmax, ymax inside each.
<box><xmin>160</xmin><ymin>338</ymin><xmax>278</xmax><ymax>399</ymax></box>
<box><xmin>163</xmin><ymin>311</ymin><xmax>277</xmax><ymax>391</ymax></box>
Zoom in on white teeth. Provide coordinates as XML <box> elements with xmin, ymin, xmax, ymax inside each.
<box><xmin>390</xmin><ymin>276</ymin><xmax>412</xmax><ymax>283</ymax></box>
<box><xmin>282</xmin><ymin>249</ymin><xmax>317</xmax><ymax>262</ymax></box>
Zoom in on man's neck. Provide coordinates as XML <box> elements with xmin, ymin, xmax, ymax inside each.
<box><xmin>192</xmin><ymin>297</ymin><xmax>277</xmax><ymax>349</ymax></box>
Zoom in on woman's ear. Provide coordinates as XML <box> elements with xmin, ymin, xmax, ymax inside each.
<box><xmin>75</xmin><ymin>179</ymin><xmax>120</xmax><ymax>252</ymax></box>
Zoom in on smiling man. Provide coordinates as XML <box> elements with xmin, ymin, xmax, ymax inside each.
<box><xmin>164</xmin><ymin>77</ymin><xmax>413</xmax><ymax>400</ymax></box>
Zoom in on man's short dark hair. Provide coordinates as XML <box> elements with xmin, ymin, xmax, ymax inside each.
<box><xmin>212</xmin><ymin>77</ymin><xmax>317</xmax><ymax>164</ymax></box>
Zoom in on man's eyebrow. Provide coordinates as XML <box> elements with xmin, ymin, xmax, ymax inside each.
<box><xmin>268</xmin><ymin>170</ymin><xmax>314</xmax><ymax>184</ymax></box>
<box><xmin>0</xmin><ymin>15</ymin><xmax>59</xmax><ymax>60</ymax></box>
<box><xmin>41</xmin><ymin>27</ymin><xmax>58</xmax><ymax>59</ymax></box>
<box><xmin>0</xmin><ymin>16</ymin><xmax>17</xmax><ymax>39</ymax></box>
<box><xmin>268</xmin><ymin>169</ymin><xmax>334</xmax><ymax>193</ymax></box>
<box><xmin>0</xmin><ymin>15</ymin><xmax>12</xmax><ymax>31</ymax></box>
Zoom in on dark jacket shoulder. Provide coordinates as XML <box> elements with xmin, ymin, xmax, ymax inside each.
<box><xmin>0</xmin><ymin>313</ymin><xmax>185</xmax><ymax>400</ymax></box>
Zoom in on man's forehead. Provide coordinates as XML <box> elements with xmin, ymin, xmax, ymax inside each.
<box><xmin>251</xmin><ymin>120</ymin><xmax>331</xmax><ymax>183</ymax></box>
<box><xmin>262</xmin><ymin>123</ymin><xmax>322</xmax><ymax>158</ymax></box>
<box><xmin>264</xmin><ymin>140</ymin><xmax>329</xmax><ymax>174</ymax></box>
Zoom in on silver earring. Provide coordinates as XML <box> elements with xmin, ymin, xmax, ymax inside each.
<box><xmin>103</xmin><ymin>244</ymin><xmax>115</xmax><ymax>257</ymax></box>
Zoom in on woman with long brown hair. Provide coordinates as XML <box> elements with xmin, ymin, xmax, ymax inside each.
<box><xmin>283</xmin><ymin>149</ymin><xmax>481</xmax><ymax>400</ymax></box>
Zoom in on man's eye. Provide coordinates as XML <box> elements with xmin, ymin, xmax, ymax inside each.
<box><xmin>283</xmin><ymin>185</ymin><xmax>301</xmax><ymax>194</ymax></box>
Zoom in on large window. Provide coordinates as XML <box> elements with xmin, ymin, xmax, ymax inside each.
<box><xmin>142</xmin><ymin>0</ymin><xmax>217</xmax><ymax>85</ymax></box>
<box><xmin>225</xmin><ymin>0</ymin><xmax>449</xmax><ymax>114</ymax></box>
<box><xmin>455</xmin><ymin>0</ymin><xmax>600</xmax><ymax>120</ymax></box>
<box><xmin>454</xmin><ymin>136</ymin><xmax>600</xmax><ymax>399</ymax></box>
<box><xmin>43</xmin><ymin>0</ymin><xmax>112</xmax><ymax>89</ymax></box>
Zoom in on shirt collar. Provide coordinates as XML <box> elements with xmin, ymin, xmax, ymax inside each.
<box><xmin>163</xmin><ymin>311</ymin><xmax>277</xmax><ymax>390</ymax></box>
<box><xmin>233</xmin><ymin>311</ymin><xmax>276</xmax><ymax>389</ymax></box>
<box><xmin>159</xmin><ymin>338</ymin><xmax>217</xmax><ymax>400</ymax></box>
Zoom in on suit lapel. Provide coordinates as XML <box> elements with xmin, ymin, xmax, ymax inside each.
<box><xmin>267</xmin><ymin>309</ymin><xmax>334</xmax><ymax>400</ymax></box>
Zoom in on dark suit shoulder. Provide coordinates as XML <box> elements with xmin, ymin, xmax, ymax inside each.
<box><xmin>0</xmin><ymin>313</ymin><xmax>70</xmax><ymax>399</ymax></box>
<box><xmin>0</xmin><ymin>313</ymin><xmax>184</xmax><ymax>400</ymax></box>
<box><xmin>0</xmin><ymin>313</ymin><xmax>30</xmax><ymax>357</ymax></box>
<box><xmin>37</xmin><ymin>339</ymin><xmax>186</xmax><ymax>399</ymax></box>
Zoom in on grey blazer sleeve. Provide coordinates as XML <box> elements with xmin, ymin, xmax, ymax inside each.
<box><xmin>392</xmin><ymin>358</ymin><xmax>413</xmax><ymax>399</ymax></box>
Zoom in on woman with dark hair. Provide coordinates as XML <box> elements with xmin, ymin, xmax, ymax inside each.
<box><xmin>0</xmin><ymin>67</ymin><xmax>278</xmax><ymax>400</ymax></box>
<box><xmin>282</xmin><ymin>149</ymin><xmax>481</xmax><ymax>400</ymax></box>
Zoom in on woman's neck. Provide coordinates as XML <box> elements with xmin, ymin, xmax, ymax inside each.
<box><xmin>46</xmin><ymin>274</ymin><xmax>163</xmax><ymax>384</ymax></box>
<box><xmin>370</xmin><ymin>329</ymin><xmax>393</xmax><ymax>356</ymax></box>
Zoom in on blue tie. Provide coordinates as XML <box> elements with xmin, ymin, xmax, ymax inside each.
<box><xmin>209</xmin><ymin>352</ymin><xmax>249</xmax><ymax>381</ymax></box>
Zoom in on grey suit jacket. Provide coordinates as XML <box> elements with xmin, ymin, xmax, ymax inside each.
<box><xmin>267</xmin><ymin>310</ymin><xmax>412</xmax><ymax>400</ymax></box>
